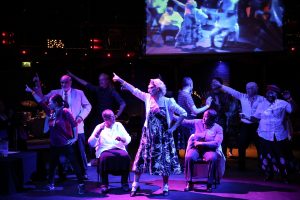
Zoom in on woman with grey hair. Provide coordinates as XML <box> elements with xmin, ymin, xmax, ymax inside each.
<box><xmin>113</xmin><ymin>73</ymin><xmax>187</xmax><ymax>196</ymax></box>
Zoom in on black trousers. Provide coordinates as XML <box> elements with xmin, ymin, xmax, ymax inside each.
<box><xmin>99</xmin><ymin>148</ymin><xmax>130</xmax><ymax>186</ymax></box>
<box><xmin>48</xmin><ymin>145</ymin><xmax>84</xmax><ymax>185</ymax></box>
<box><xmin>238</xmin><ymin>122</ymin><xmax>259</xmax><ymax>168</ymax></box>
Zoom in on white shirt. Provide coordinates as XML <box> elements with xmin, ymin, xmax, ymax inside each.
<box><xmin>62</xmin><ymin>89</ymin><xmax>71</xmax><ymax>108</ymax></box>
<box><xmin>253</xmin><ymin>99</ymin><xmax>292</xmax><ymax>141</ymax></box>
<box><xmin>222</xmin><ymin>85</ymin><xmax>265</xmax><ymax>124</ymax></box>
<box><xmin>88</xmin><ymin>122</ymin><xmax>131</xmax><ymax>158</ymax></box>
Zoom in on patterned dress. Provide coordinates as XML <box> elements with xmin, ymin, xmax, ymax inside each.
<box><xmin>132</xmin><ymin>108</ymin><xmax>181</xmax><ymax>176</ymax></box>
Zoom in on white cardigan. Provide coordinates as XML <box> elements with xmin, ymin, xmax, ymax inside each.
<box><xmin>88</xmin><ymin>122</ymin><xmax>131</xmax><ymax>158</ymax></box>
<box><xmin>131</xmin><ymin>88</ymin><xmax>187</xmax><ymax>128</ymax></box>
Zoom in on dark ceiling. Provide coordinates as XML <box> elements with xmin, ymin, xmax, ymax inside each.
<box><xmin>0</xmin><ymin>0</ymin><xmax>299</xmax><ymax>50</ymax></box>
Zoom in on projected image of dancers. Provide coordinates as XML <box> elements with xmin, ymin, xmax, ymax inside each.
<box><xmin>146</xmin><ymin>0</ymin><xmax>284</xmax><ymax>55</ymax></box>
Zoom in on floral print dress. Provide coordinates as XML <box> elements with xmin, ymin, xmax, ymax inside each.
<box><xmin>132</xmin><ymin>107</ymin><xmax>181</xmax><ymax>176</ymax></box>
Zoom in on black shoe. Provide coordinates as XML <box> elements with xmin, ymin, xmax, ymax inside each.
<box><xmin>58</xmin><ymin>174</ymin><xmax>67</xmax><ymax>182</ymax></box>
<box><xmin>280</xmin><ymin>176</ymin><xmax>289</xmax><ymax>184</ymax></box>
<box><xmin>281</xmin><ymin>178</ymin><xmax>289</xmax><ymax>184</ymax></box>
<box><xmin>264</xmin><ymin>175</ymin><xmax>273</xmax><ymax>181</ymax></box>
<box><xmin>130</xmin><ymin>186</ymin><xmax>140</xmax><ymax>197</ymax></box>
<box><xmin>163</xmin><ymin>190</ymin><xmax>169</xmax><ymax>196</ymax></box>
<box><xmin>122</xmin><ymin>183</ymin><xmax>130</xmax><ymax>192</ymax></box>
<box><xmin>77</xmin><ymin>184</ymin><xmax>85</xmax><ymax>195</ymax></box>
<box><xmin>184</xmin><ymin>182</ymin><xmax>194</xmax><ymax>191</ymax></box>
<box><xmin>100</xmin><ymin>185</ymin><xmax>109</xmax><ymax>194</ymax></box>
<box><xmin>83</xmin><ymin>174</ymin><xmax>89</xmax><ymax>180</ymax></box>
<box><xmin>44</xmin><ymin>184</ymin><xmax>55</xmax><ymax>191</ymax></box>
<box><xmin>206</xmin><ymin>184</ymin><xmax>212</xmax><ymax>193</ymax></box>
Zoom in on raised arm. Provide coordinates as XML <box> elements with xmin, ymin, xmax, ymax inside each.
<box><xmin>112</xmin><ymin>73</ymin><xmax>135</xmax><ymax>93</ymax></box>
<box><xmin>33</xmin><ymin>73</ymin><xmax>44</xmax><ymax>97</ymax></box>
<box><xmin>67</xmin><ymin>70</ymin><xmax>88</xmax><ymax>86</ymax></box>
<box><xmin>88</xmin><ymin>123</ymin><xmax>105</xmax><ymax>147</ymax></box>
<box><xmin>212</xmin><ymin>79</ymin><xmax>243</xmax><ymax>100</ymax></box>
<box><xmin>25</xmin><ymin>84</ymin><xmax>51</xmax><ymax>115</ymax></box>
<box><xmin>282</xmin><ymin>90</ymin><xmax>297</xmax><ymax>113</ymax></box>
<box><xmin>192</xmin><ymin>96</ymin><xmax>212</xmax><ymax>115</ymax></box>
<box><xmin>113</xmin><ymin>72</ymin><xmax>148</xmax><ymax>101</ymax></box>
<box><xmin>171</xmin><ymin>0</ymin><xmax>185</xmax><ymax>9</ymax></box>
<box><xmin>25</xmin><ymin>84</ymin><xmax>43</xmax><ymax>103</ymax></box>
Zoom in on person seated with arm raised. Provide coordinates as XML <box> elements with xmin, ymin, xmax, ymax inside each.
<box><xmin>88</xmin><ymin>109</ymin><xmax>131</xmax><ymax>194</ymax></box>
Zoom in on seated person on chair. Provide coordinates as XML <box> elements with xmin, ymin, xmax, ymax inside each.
<box><xmin>88</xmin><ymin>109</ymin><xmax>131</xmax><ymax>194</ymax></box>
<box><xmin>159</xmin><ymin>6</ymin><xmax>183</xmax><ymax>44</ymax></box>
<box><xmin>183</xmin><ymin>109</ymin><xmax>226</xmax><ymax>192</ymax></box>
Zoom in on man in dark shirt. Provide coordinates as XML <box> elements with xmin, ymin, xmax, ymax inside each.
<box><xmin>68</xmin><ymin>72</ymin><xmax>126</xmax><ymax>124</ymax></box>
<box><xmin>67</xmin><ymin>71</ymin><xmax>126</xmax><ymax>165</ymax></box>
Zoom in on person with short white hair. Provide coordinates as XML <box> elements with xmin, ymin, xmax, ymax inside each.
<box><xmin>211</xmin><ymin>79</ymin><xmax>264</xmax><ymax>170</ymax></box>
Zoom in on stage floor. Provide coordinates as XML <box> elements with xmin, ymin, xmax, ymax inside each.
<box><xmin>2</xmin><ymin>146</ymin><xmax>300</xmax><ymax>200</ymax></box>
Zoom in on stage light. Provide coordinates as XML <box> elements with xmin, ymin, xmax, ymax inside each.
<box><xmin>125</xmin><ymin>52</ymin><xmax>135</xmax><ymax>58</ymax></box>
<box><xmin>90</xmin><ymin>38</ymin><xmax>103</xmax><ymax>50</ymax></box>
<box><xmin>107</xmin><ymin>53</ymin><xmax>112</xmax><ymax>58</ymax></box>
<box><xmin>47</xmin><ymin>39</ymin><xmax>64</xmax><ymax>48</ymax></box>
<box><xmin>21</xmin><ymin>50</ymin><xmax>28</xmax><ymax>55</ymax></box>
<box><xmin>1</xmin><ymin>31</ymin><xmax>15</xmax><ymax>46</ymax></box>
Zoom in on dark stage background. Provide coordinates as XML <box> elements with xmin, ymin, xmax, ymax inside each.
<box><xmin>0</xmin><ymin>0</ymin><xmax>300</xmax><ymax>136</ymax></box>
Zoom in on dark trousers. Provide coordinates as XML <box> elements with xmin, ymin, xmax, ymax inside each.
<box><xmin>75</xmin><ymin>133</ymin><xmax>88</xmax><ymax>175</ymax></box>
<box><xmin>99</xmin><ymin>149</ymin><xmax>130</xmax><ymax>186</ymax></box>
<box><xmin>48</xmin><ymin>145</ymin><xmax>84</xmax><ymax>185</ymax></box>
<box><xmin>238</xmin><ymin>122</ymin><xmax>259</xmax><ymax>168</ymax></box>
<box><xmin>185</xmin><ymin>148</ymin><xmax>217</xmax><ymax>185</ymax></box>
<box><xmin>259</xmin><ymin>137</ymin><xmax>289</xmax><ymax>178</ymax></box>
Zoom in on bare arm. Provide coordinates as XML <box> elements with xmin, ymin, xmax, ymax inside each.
<box><xmin>191</xmin><ymin>96</ymin><xmax>212</xmax><ymax>115</ymax></box>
